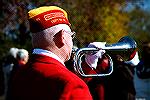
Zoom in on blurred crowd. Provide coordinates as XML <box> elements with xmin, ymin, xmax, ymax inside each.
<box><xmin>0</xmin><ymin>47</ymin><xmax>29</xmax><ymax>99</ymax></box>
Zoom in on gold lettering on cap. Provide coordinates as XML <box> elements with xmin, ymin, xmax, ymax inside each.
<box><xmin>44</xmin><ymin>12</ymin><xmax>65</xmax><ymax>21</ymax></box>
<box><xmin>36</xmin><ymin>18</ymin><xmax>40</xmax><ymax>21</ymax></box>
<box><xmin>51</xmin><ymin>18</ymin><xmax>65</xmax><ymax>24</ymax></box>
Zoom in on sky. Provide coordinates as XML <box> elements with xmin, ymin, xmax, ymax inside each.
<box><xmin>124</xmin><ymin>0</ymin><xmax>150</xmax><ymax>12</ymax></box>
<box><xmin>138</xmin><ymin>0</ymin><xmax>150</xmax><ymax>11</ymax></box>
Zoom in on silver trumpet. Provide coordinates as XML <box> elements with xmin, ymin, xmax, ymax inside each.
<box><xmin>73</xmin><ymin>36</ymin><xmax>137</xmax><ymax>77</ymax></box>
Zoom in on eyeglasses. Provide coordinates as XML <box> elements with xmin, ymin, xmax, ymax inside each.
<box><xmin>64</xmin><ymin>30</ymin><xmax>76</xmax><ymax>39</ymax></box>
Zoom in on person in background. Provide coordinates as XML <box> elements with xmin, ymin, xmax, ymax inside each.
<box><xmin>6</xmin><ymin>48</ymin><xmax>29</xmax><ymax>100</ymax></box>
<box><xmin>16</xmin><ymin>49</ymin><xmax>29</xmax><ymax>67</ymax></box>
<box><xmin>136</xmin><ymin>42</ymin><xmax>150</xmax><ymax>79</ymax></box>
<box><xmin>134</xmin><ymin>42</ymin><xmax>150</xmax><ymax>100</ymax></box>
<box><xmin>9</xmin><ymin>6</ymin><xmax>92</xmax><ymax>100</ymax></box>
<box><xmin>104</xmin><ymin>53</ymin><xmax>139</xmax><ymax>100</ymax></box>
<box><xmin>2</xmin><ymin>47</ymin><xmax>18</xmax><ymax>98</ymax></box>
<box><xmin>10</xmin><ymin>48</ymin><xmax>29</xmax><ymax>77</ymax></box>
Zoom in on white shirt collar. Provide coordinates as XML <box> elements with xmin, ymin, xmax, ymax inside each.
<box><xmin>32</xmin><ymin>48</ymin><xmax>65</xmax><ymax>66</ymax></box>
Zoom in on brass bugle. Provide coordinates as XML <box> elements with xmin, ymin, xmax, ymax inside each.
<box><xmin>73</xmin><ymin>36</ymin><xmax>137</xmax><ymax>77</ymax></box>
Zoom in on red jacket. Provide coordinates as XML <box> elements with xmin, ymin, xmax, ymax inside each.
<box><xmin>9</xmin><ymin>54</ymin><xmax>92</xmax><ymax>100</ymax></box>
<box><xmin>80</xmin><ymin>56</ymin><xmax>110</xmax><ymax>100</ymax></box>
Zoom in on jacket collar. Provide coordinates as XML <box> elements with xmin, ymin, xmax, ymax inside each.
<box><xmin>32</xmin><ymin>48</ymin><xmax>65</xmax><ymax>66</ymax></box>
<box><xmin>30</xmin><ymin>54</ymin><xmax>66</xmax><ymax>68</ymax></box>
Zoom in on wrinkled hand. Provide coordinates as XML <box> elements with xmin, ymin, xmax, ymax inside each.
<box><xmin>124</xmin><ymin>50</ymin><xmax>140</xmax><ymax>66</ymax></box>
<box><xmin>85</xmin><ymin>42</ymin><xmax>106</xmax><ymax>69</ymax></box>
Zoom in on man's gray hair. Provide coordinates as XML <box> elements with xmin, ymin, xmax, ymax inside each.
<box><xmin>31</xmin><ymin>24</ymin><xmax>71</xmax><ymax>48</ymax></box>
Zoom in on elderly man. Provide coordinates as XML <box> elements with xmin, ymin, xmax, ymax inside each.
<box><xmin>9</xmin><ymin>6</ymin><xmax>92</xmax><ymax>100</ymax></box>
<box><xmin>16</xmin><ymin>49</ymin><xmax>29</xmax><ymax>66</ymax></box>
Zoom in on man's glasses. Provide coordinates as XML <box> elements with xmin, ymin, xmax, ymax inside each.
<box><xmin>64</xmin><ymin>30</ymin><xmax>76</xmax><ymax>39</ymax></box>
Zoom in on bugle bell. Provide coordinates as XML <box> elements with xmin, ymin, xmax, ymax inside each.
<box><xmin>73</xmin><ymin>36</ymin><xmax>137</xmax><ymax>77</ymax></box>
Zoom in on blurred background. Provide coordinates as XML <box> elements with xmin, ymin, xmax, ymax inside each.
<box><xmin>0</xmin><ymin>0</ymin><xmax>150</xmax><ymax>100</ymax></box>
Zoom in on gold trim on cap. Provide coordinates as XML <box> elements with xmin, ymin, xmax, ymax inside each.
<box><xmin>28</xmin><ymin>6</ymin><xmax>68</xmax><ymax>19</ymax></box>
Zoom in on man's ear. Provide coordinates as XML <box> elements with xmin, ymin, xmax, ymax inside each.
<box><xmin>53</xmin><ymin>30</ymin><xmax>65</xmax><ymax>48</ymax></box>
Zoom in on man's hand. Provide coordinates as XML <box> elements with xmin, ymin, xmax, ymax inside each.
<box><xmin>85</xmin><ymin>42</ymin><xmax>106</xmax><ymax>69</ymax></box>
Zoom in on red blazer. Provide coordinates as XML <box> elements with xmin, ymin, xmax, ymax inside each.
<box><xmin>80</xmin><ymin>56</ymin><xmax>110</xmax><ymax>100</ymax></box>
<box><xmin>9</xmin><ymin>54</ymin><xmax>92</xmax><ymax>100</ymax></box>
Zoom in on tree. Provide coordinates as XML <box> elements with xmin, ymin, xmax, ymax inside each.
<box><xmin>64</xmin><ymin>0</ymin><xmax>130</xmax><ymax>47</ymax></box>
<box><xmin>126</xmin><ymin>3</ymin><xmax>150</xmax><ymax>54</ymax></box>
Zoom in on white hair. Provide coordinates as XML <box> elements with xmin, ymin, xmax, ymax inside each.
<box><xmin>17</xmin><ymin>49</ymin><xmax>29</xmax><ymax>60</ymax></box>
<box><xmin>32</xmin><ymin>24</ymin><xmax>71</xmax><ymax>48</ymax></box>
<box><xmin>9</xmin><ymin>47</ymin><xmax>19</xmax><ymax>58</ymax></box>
